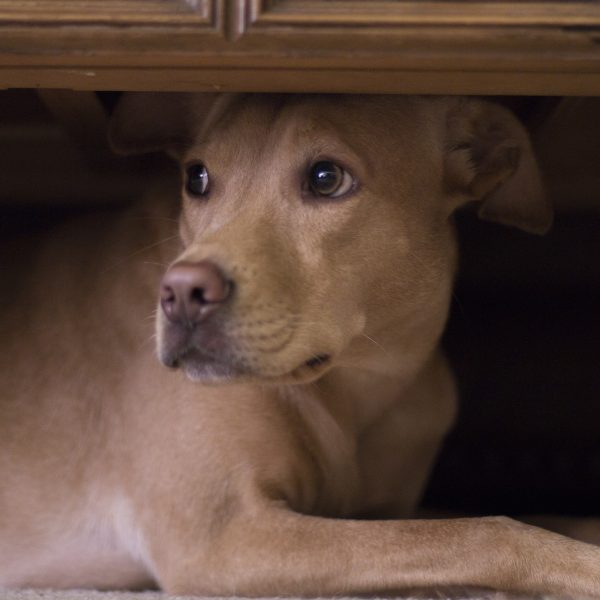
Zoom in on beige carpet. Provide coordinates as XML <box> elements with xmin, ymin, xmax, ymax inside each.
<box><xmin>0</xmin><ymin>591</ymin><xmax>560</xmax><ymax>600</ymax></box>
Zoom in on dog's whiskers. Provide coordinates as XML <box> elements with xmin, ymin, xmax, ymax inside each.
<box><xmin>101</xmin><ymin>235</ymin><xmax>180</xmax><ymax>275</ymax></box>
<box><xmin>142</xmin><ymin>332</ymin><xmax>157</xmax><ymax>349</ymax></box>
<box><xmin>124</xmin><ymin>234</ymin><xmax>180</xmax><ymax>261</ymax></box>
<box><xmin>143</xmin><ymin>261</ymin><xmax>169</xmax><ymax>268</ymax></box>
<box><xmin>361</xmin><ymin>332</ymin><xmax>392</xmax><ymax>358</ymax></box>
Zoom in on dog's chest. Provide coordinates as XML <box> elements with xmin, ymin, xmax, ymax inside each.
<box><xmin>1</xmin><ymin>494</ymin><xmax>154</xmax><ymax>589</ymax></box>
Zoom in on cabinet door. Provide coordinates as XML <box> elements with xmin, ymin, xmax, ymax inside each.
<box><xmin>1</xmin><ymin>0</ymin><xmax>600</xmax><ymax>94</ymax></box>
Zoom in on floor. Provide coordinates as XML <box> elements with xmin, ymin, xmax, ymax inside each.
<box><xmin>1</xmin><ymin>591</ymin><xmax>552</xmax><ymax>600</ymax></box>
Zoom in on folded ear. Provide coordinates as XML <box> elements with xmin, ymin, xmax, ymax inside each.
<box><xmin>109</xmin><ymin>92</ymin><xmax>218</xmax><ymax>157</ymax></box>
<box><xmin>444</xmin><ymin>98</ymin><xmax>552</xmax><ymax>234</ymax></box>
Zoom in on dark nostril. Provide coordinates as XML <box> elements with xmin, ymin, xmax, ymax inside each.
<box><xmin>160</xmin><ymin>286</ymin><xmax>187</xmax><ymax>327</ymax></box>
<box><xmin>161</xmin><ymin>285</ymin><xmax>176</xmax><ymax>303</ymax></box>
<box><xmin>160</xmin><ymin>284</ymin><xmax>177</xmax><ymax>318</ymax></box>
<box><xmin>190</xmin><ymin>287</ymin><xmax>206</xmax><ymax>305</ymax></box>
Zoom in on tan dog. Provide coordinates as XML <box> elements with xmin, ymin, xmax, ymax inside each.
<box><xmin>1</xmin><ymin>93</ymin><xmax>599</xmax><ymax>597</ymax></box>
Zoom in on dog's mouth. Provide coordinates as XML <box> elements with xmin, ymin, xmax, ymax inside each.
<box><xmin>161</xmin><ymin>340</ymin><xmax>249</xmax><ymax>382</ymax></box>
<box><xmin>158</xmin><ymin>303</ymin><xmax>335</xmax><ymax>383</ymax></box>
<box><xmin>304</xmin><ymin>354</ymin><xmax>331</xmax><ymax>369</ymax></box>
<box><xmin>162</xmin><ymin>341</ymin><xmax>333</xmax><ymax>384</ymax></box>
<box><xmin>289</xmin><ymin>353</ymin><xmax>332</xmax><ymax>380</ymax></box>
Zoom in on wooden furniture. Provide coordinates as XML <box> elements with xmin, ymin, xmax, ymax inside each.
<box><xmin>1</xmin><ymin>1</ymin><xmax>600</xmax><ymax>95</ymax></box>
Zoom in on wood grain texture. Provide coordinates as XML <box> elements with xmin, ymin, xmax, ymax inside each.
<box><xmin>4</xmin><ymin>67</ymin><xmax>600</xmax><ymax>96</ymax></box>
<box><xmin>251</xmin><ymin>0</ymin><xmax>600</xmax><ymax>26</ymax></box>
<box><xmin>0</xmin><ymin>0</ymin><xmax>599</xmax><ymax>94</ymax></box>
<box><xmin>0</xmin><ymin>0</ymin><xmax>213</xmax><ymax>24</ymax></box>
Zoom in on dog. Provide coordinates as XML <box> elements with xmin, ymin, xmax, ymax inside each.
<box><xmin>1</xmin><ymin>93</ymin><xmax>599</xmax><ymax>597</ymax></box>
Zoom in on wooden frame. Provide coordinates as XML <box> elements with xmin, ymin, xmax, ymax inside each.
<box><xmin>1</xmin><ymin>1</ymin><xmax>600</xmax><ymax>94</ymax></box>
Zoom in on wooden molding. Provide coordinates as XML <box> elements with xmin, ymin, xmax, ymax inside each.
<box><xmin>0</xmin><ymin>0</ymin><xmax>216</xmax><ymax>26</ymax></box>
<box><xmin>1</xmin><ymin>0</ymin><xmax>600</xmax><ymax>94</ymax></box>
<box><xmin>4</xmin><ymin>68</ymin><xmax>600</xmax><ymax>97</ymax></box>
<box><xmin>249</xmin><ymin>1</ymin><xmax>600</xmax><ymax>27</ymax></box>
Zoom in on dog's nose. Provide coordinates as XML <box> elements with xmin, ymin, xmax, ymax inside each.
<box><xmin>160</xmin><ymin>260</ymin><xmax>231</xmax><ymax>326</ymax></box>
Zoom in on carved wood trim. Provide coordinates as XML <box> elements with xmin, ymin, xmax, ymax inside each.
<box><xmin>0</xmin><ymin>0</ymin><xmax>599</xmax><ymax>94</ymax></box>
<box><xmin>0</xmin><ymin>0</ymin><xmax>216</xmax><ymax>26</ymax></box>
<box><xmin>248</xmin><ymin>1</ymin><xmax>600</xmax><ymax>27</ymax></box>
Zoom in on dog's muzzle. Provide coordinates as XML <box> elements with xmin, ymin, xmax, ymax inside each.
<box><xmin>158</xmin><ymin>260</ymin><xmax>242</xmax><ymax>378</ymax></box>
<box><xmin>157</xmin><ymin>259</ymin><xmax>334</xmax><ymax>383</ymax></box>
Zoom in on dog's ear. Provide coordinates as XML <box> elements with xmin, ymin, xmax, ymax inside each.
<box><xmin>444</xmin><ymin>98</ymin><xmax>551</xmax><ymax>234</ymax></box>
<box><xmin>109</xmin><ymin>92</ymin><xmax>217</xmax><ymax>157</ymax></box>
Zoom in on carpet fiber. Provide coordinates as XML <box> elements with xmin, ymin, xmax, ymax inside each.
<box><xmin>0</xmin><ymin>591</ymin><xmax>558</xmax><ymax>600</ymax></box>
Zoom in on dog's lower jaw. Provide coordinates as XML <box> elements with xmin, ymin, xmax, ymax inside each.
<box><xmin>159</xmin><ymin>346</ymin><xmax>249</xmax><ymax>383</ymax></box>
<box><xmin>159</xmin><ymin>330</ymin><xmax>343</xmax><ymax>385</ymax></box>
<box><xmin>180</xmin><ymin>357</ymin><xmax>244</xmax><ymax>383</ymax></box>
<box><xmin>168</xmin><ymin>350</ymin><xmax>335</xmax><ymax>385</ymax></box>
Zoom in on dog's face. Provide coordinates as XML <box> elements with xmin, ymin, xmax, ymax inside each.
<box><xmin>111</xmin><ymin>94</ymin><xmax>550</xmax><ymax>384</ymax></box>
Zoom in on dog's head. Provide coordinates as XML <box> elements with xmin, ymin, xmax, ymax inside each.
<box><xmin>111</xmin><ymin>94</ymin><xmax>550</xmax><ymax>384</ymax></box>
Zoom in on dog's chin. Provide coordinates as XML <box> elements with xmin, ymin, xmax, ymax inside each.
<box><xmin>160</xmin><ymin>348</ymin><xmax>247</xmax><ymax>384</ymax></box>
<box><xmin>181</xmin><ymin>359</ymin><xmax>243</xmax><ymax>384</ymax></box>
<box><xmin>160</xmin><ymin>345</ymin><xmax>334</xmax><ymax>385</ymax></box>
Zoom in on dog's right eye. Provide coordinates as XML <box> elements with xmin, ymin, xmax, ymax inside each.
<box><xmin>307</xmin><ymin>161</ymin><xmax>354</xmax><ymax>199</ymax></box>
<box><xmin>185</xmin><ymin>163</ymin><xmax>209</xmax><ymax>197</ymax></box>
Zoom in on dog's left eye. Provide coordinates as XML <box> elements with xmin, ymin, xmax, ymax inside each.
<box><xmin>185</xmin><ymin>163</ymin><xmax>209</xmax><ymax>197</ymax></box>
<box><xmin>308</xmin><ymin>161</ymin><xmax>354</xmax><ymax>199</ymax></box>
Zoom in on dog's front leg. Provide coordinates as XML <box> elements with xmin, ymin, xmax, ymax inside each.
<box><xmin>126</xmin><ymin>374</ymin><xmax>600</xmax><ymax>598</ymax></box>
<box><xmin>149</xmin><ymin>503</ymin><xmax>600</xmax><ymax>597</ymax></box>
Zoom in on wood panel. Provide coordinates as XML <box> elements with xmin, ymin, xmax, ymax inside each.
<box><xmin>0</xmin><ymin>0</ymin><xmax>227</xmax><ymax>66</ymax></box>
<box><xmin>249</xmin><ymin>1</ymin><xmax>600</xmax><ymax>26</ymax></box>
<box><xmin>0</xmin><ymin>0</ymin><xmax>600</xmax><ymax>94</ymax></box>
<box><xmin>0</xmin><ymin>0</ymin><xmax>215</xmax><ymax>25</ymax></box>
<box><xmin>4</xmin><ymin>68</ymin><xmax>600</xmax><ymax>97</ymax></box>
<box><xmin>242</xmin><ymin>1</ymin><xmax>600</xmax><ymax>74</ymax></box>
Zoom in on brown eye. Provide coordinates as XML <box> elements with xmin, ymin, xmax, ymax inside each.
<box><xmin>186</xmin><ymin>163</ymin><xmax>209</xmax><ymax>197</ymax></box>
<box><xmin>308</xmin><ymin>161</ymin><xmax>354</xmax><ymax>198</ymax></box>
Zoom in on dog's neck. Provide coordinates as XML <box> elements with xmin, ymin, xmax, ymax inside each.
<box><xmin>311</xmin><ymin>364</ymin><xmax>416</xmax><ymax>435</ymax></box>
